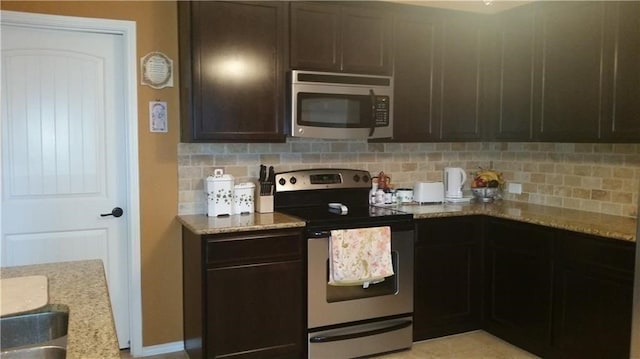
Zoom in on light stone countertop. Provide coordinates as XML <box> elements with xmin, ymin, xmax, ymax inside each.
<box><xmin>0</xmin><ymin>260</ymin><xmax>120</xmax><ymax>359</ymax></box>
<box><xmin>395</xmin><ymin>200</ymin><xmax>637</xmax><ymax>242</ymax></box>
<box><xmin>177</xmin><ymin>211</ymin><xmax>306</xmax><ymax>235</ymax></box>
<box><xmin>180</xmin><ymin>201</ymin><xmax>637</xmax><ymax>242</ymax></box>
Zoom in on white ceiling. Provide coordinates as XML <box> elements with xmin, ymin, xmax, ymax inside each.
<box><xmin>388</xmin><ymin>1</ymin><xmax>533</xmax><ymax>14</ymax></box>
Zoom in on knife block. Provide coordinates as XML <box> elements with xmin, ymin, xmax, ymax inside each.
<box><xmin>255</xmin><ymin>194</ymin><xmax>273</xmax><ymax>213</ymax></box>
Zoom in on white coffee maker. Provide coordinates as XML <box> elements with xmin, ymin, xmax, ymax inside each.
<box><xmin>444</xmin><ymin>167</ymin><xmax>467</xmax><ymax>200</ymax></box>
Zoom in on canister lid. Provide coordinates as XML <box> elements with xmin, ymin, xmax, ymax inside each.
<box><xmin>206</xmin><ymin>174</ymin><xmax>234</xmax><ymax>182</ymax></box>
<box><xmin>234</xmin><ymin>182</ymin><xmax>256</xmax><ymax>189</ymax></box>
<box><xmin>206</xmin><ymin>168</ymin><xmax>234</xmax><ymax>182</ymax></box>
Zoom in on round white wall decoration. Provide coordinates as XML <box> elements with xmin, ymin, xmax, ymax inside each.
<box><xmin>141</xmin><ymin>51</ymin><xmax>173</xmax><ymax>89</ymax></box>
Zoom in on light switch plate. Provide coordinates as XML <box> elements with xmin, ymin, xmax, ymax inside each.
<box><xmin>508</xmin><ymin>182</ymin><xmax>522</xmax><ymax>194</ymax></box>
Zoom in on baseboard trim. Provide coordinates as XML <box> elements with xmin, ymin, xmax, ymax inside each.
<box><xmin>141</xmin><ymin>341</ymin><xmax>184</xmax><ymax>357</ymax></box>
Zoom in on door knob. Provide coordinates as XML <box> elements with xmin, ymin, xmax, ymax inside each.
<box><xmin>101</xmin><ymin>207</ymin><xmax>124</xmax><ymax>218</ymax></box>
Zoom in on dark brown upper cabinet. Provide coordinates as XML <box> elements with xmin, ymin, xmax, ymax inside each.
<box><xmin>486</xmin><ymin>7</ymin><xmax>536</xmax><ymax>141</ymax></box>
<box><xmin>392</xmin><ymin>7</ymin><xmax>441</xmax><ymax>141</ymax></box>
<box><xmin>600</xmin><ymin>1</ymin><xmax>640</xmax><ymax>142</ymax></box>
<box><xmin>487</xmin><ymin>1</ymin><xmax>639</xmax><ymax>143</ymax></box>
<box><xmin>534</xmin><ymin>2</ymin><xmax>606</xmax><ymax>142</ymax></box>
<box><xmin>392</xmin><ymin>8</ymin><xmax>488</xmax><ymax>142</ymax></box>
<box><xmin>178</xmin><ymin>1</ymin><xmax>288</xmax><ymax>142</ymax></box>
<box><xmin>290</xmin><ymin>1</ymin><xmax>392</xmax><ymax>75</ymax></box>
<box><xmin>177</xmin><ymin>1</ymin><xmax>639</xmax><ymax>143</ymax></box>
<box><xmin>438</xmin><ymin>13</ymin><xmax>487</xmax><ymax>141</ymax></box>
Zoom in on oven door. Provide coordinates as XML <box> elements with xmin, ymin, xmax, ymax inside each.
<box><xmin>307</xmin><ymin>227</ymin><xmax>414</xmax><ymax>329</ymax></box>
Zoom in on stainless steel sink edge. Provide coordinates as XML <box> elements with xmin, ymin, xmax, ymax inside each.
<box><xmin>0</xmin><ymin>345</ymin><xmax>67</xmax><ymax>359</ymax></box>
<box><xmin>0</xmin><ymin>335</ymin><xmax>67</xmax><ymax>353</ymax></box>
<box><xmin>0</xmin><ymin>306</ymin><xmax>70</xmax><ymax>358</ymax></box>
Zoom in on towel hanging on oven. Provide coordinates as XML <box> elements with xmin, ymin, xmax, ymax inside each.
<box><xmin>328</xmin><ymin>226</ymin><xmax>394</xmax><ymax>287</ymax></box>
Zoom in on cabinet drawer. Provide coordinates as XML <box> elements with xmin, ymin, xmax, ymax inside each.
<box><xmin>556</xmin><ymin>231</ymin><xmax>635</xmax><ymax>275</ymax></box>
<box><xmin>486</xmin><ymin>219</ymin><xmax>554</xmax><ymax>255</ymax></box>
<box><xmin>416</xmin><ymin>216</ymin><xmax>483</xmax><ymax>245</ymax></box>
<box><xmin>206</xmin><ymin>230</ymin><xmax>303</xmax><ymax>267</ymax></box>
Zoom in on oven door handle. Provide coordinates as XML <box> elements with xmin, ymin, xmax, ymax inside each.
<box><xmin>309</xmin><ymin>319</ymin><xmax>412</xmax><ymax>343</ymax></box>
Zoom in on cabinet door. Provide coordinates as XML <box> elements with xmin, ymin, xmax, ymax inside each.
<box><xmin>553</xmin><ymin>232</ymin><xmax>634</xmax><ymax>359</ymax></box>
<box><xmin>290</xmin><ymin>2</ymin><xmax>391</xmax><ymax>75</ymax></box>
<box><xmin>489</xmin><ymin>8</ymin><xmax>536</xmax><ymax>141</ymax></box>
<box><xmin>340</xmin><ymin>5</ymin><xmax>392</xmax><ymax>75</ymax></box>
<box><xmin>207</xmin><ymin>261</ymin><xmax>303</xmax><ymax>359</ymax></box>
<box><xmin>413</xmin><ymin>217</ymin><xmax>482</xmax><ymax>340</ymax></box>
<box><xmin>438</xmin><ymin>13</ymin><xmax>485</xmax><ymax>140</ymax></box>
<box><xmin>601</xmin><ymin>2</ymin><xmax>640</xmax><ymax>142</ymax></box>
<box><xmin>290</xmin><ymin>2</ymin><xmax>341</xmax><ymax>72</ymax></box>
<box><xmin>534</xmin><ymin>2</ymin><xmax>606</xmax><ymax>141</ymax></box>
<box><xmin>179</xmin><ymin>1</ymin><xmax>287</xmax><ymax>142</ymax></box>
<box><xmin>484</xmin><ymin>219</ymin><xmax>553</xmax><ymax>357</ymax></box>
<box><xmin>392</xmin><ymin>9</ymin><xmax>441</xmax><ymax>141</ymax></box>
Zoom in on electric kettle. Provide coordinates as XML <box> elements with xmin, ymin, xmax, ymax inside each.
<box><xmin>444</xmin><ymin>167</ymin><xmax>467</xmax><ymax>199</ymax></box>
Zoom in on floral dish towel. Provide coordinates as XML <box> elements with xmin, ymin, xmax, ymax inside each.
<box><xmin>328</xmin><ymin>226</ymin><xmax>394</xmax><ymax>286</ymax></box>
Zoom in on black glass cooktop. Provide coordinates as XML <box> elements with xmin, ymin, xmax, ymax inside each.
<box><xmin>278</xmin><ymin>204</ymin><xmax>413</xmax><ymax>230</ymax></box>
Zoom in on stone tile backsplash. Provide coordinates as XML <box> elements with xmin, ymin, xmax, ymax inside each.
<box><xmin>178</xmin><ymin>139</ymin><xmax>640</xmax><ymax>218</ymax></box>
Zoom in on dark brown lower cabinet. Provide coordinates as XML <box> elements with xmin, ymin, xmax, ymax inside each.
<box><xmin>484</xmin><ymin>218</ymin><xmax>554</xmax><ymax>357</ymax></box>
<box><xmin>182</xmin><ymin>227</ymin><xmax>305</xmax><ymax>359</ymax></box>
<box><xmin>482</xmin><ymin>218</ymin><xmax>634</xmax><ymax>359</ymax></box>
<box><xmin>181</xmin><ymin>216</ymin><xmax>634</xmax><ymax>359</ymax></box>
<box><xmin>552</xmin><ymin>231</ymin><xmax>634</xmax><ymax>359</ymax></box>
<box><xmin>413</xmin><ymin>216</ymin><xmax>483</xmax><ymax>340</ymax></box>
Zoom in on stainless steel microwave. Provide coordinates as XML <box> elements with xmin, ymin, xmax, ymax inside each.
<box><xmin>288</xmin><ymin>70</ymin><xmax>393</xmax><ymax>140</ymax></box>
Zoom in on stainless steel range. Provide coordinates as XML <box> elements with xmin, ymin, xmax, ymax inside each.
<box><xmin>274</xmin><ymin>169</ymin><xmax>414</xmax><ymax>359</ymax></box>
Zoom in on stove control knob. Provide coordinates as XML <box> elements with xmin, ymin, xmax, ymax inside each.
<box><xmin>362</xmin><ymin>175</ymin><xmax>370</xmax><ymax>183</ymax></box>
<box><xmin>289</xmin><ymin>177</ymin><xmax>297</xmax><ymax>185</ymax></box>
<box><xmin>353</xmin><ymin>174</ymin><xmax>360</xmax><ymax>182</ymax></box>
<box><xmin>278</xmin><ymin>178</ymin><xmax>286</xmax><ymax>186</ymax></box>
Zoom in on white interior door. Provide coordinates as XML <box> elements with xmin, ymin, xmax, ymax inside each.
<box><xmin>1</xmin><ymin>22</ymin><xmax>130</xmax><ymax>348</ymax></box>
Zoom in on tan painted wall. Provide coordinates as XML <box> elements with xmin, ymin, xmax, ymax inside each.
<box><xmin>1</xmin><ymin>1</ymin><xmax>183</xmax><ymax>346</ymax></box>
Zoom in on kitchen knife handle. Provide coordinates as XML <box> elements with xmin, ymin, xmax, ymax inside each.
<box><xmin>268</xmin><ymin>166</ymin><xmax>275</xmax><ymax>194</ymax></box>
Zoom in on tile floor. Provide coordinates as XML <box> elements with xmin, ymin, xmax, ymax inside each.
<box><xmin>120</xmin><ymin>330</ymin><xmax>539</xmax><ymax>358</ymax></box>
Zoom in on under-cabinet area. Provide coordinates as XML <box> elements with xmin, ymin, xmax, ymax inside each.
<box><xmin>179</xmin><ymin>201</ymin><xmax>636</xmax><ymax>359</ymax></box>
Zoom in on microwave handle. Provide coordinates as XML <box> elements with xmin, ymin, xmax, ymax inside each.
<box><xmin>369</xmin><ymin>89</ymin><xmax>376</xmax><ymax>137</ymax></box>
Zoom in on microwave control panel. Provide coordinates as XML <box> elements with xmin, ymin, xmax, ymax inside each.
<box><xmin>374</xmin><ymin>96</ymin><xmax>390</xmax><ymax>127</ymax></box>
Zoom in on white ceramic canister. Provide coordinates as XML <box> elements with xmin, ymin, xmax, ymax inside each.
<box><xmin>206</xmin><ymin>169</ymin><xmax>234</xmax><ymax>217</ymax></box>
<box><xmin>234</xmin><ymin>182</ymin><xmax>255</xmax><ymax>214</ymax></box>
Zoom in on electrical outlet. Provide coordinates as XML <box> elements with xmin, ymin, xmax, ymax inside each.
<box><xmin>508</xmin><ymin>182</ymin><xmax>522</xmax><ymax>194</ymax></box>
